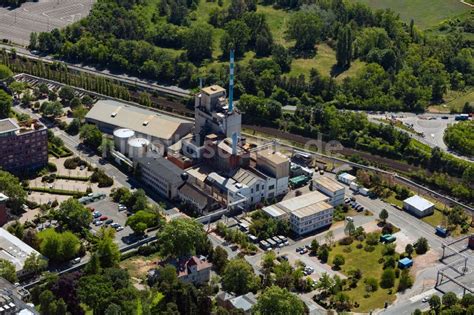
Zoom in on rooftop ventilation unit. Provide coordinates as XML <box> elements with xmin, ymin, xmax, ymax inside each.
<box><xmin>111</xmin><ymin>112</ymin><xmax>117</xmax><ymax>117</ymax></box>
<box><xmin>143</xmin><ymin>121</ymin><xmax>149</xmax><ymax>126</ymax></box>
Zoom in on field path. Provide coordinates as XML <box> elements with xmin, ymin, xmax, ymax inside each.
<box><xmin>460</xmin><ymin>0</ymin><xmax>474</xmax><ymax>7</ymax></box>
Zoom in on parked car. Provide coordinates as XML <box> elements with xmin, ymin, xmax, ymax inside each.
<box><xmin>93</xmin><ymin>211</ymin><xmax>102</xmax><ymax>218</ymax></box>
<box><xmin>94</xmin><ymin>220</ymin><xmax>103</xmax><ymax>226</ymax></box>
<box><xmin>118</xmin><ymin>204</ymin><xmax>127</xmax><ymax>211</ymax></box>
<box><xmin>296</xmin><ymin>247</ymin><xmax>304</xmax><ymax>253</ymax></box>
<box><xmin>105</xmin><ymin>219</ymin><xmax>113</xmax><ymax>225</ymax></box>
<box><xmin>99</xmin><ymin>216</ymin><xmax>108</xmax><ymax>221</ymax></box>
<box><xmin>71</xmin><ymin>257</ymin><xmax>81</xmax><ymax>265</ymax></box>
<box><xmin>116</xmin><ymin>226</ymin><xmax>124</xmax><ymax>232</ymax></box>
<box><xmin>110</xmin><ymin>223</ymin><xmax>120</xmax><ymax>228</ymax></box>
<box><xmin>277</xmin><ymin>255</ymin><xmax>288</xmax><ymax>262</ymax></box>
<box><xmin>346</xmin><ymin>216</ymin><xmax>354</xmax><ymax>222</ymax></box>
<box><xmin>344</xmin><ymin>198</ymin><xmax>351</xmax><ymax>204</ymax></box>
<box><xmin>300</xmin><ymin>248</ymin><xmax>308</xmax><ymax>254</ymax></box>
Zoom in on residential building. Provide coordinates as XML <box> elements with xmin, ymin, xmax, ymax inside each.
<box><xmin>289</xmin><ymin>201</ymin><xmax>333</xmax><ymax>235</ymax></box>
<box><xmin>312</xmin><ymin>177</ymin><xmax>345</xmax><ymax>206</ymax></box>
<box><xmin>0</xmin><ymin>228</ymin><xmax>44</xmax><ymax>277</ymax></box>
<box><xmin>337</xmin><ymin>172</ymin><xmax>356</xmax><ymax>185</ymax></box>
<box><xmin>135</xmin><ymin>157</ymin><xmax>185</xmax><ymax>200</ymax></box>
<box><xmin>403</xmin><ymin>195</ymin><xmax>434</xmax><ymax>218</ymax></box>
<box><xmin>216</xmin><ymin>292</ymin><xmax>257</xmax><ymax>315</ymax></box>
<box><xmin>149</xmin><ymin>256</ymin><xmax>212</xmax><ymax>285</ymax></box>
<box><xmin>85</xmin><ymin>100</ymin><xmax>193</xmax><ymax>146</ymax></box>
<box><xmin>0</xmin><ymin>118</ymin><xmax>47</xmax><ymax>173</ymax></box>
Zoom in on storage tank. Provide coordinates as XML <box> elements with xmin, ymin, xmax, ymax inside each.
<box><xmin>113</xmin><ymin>128</ymin><xmax>135</xmax><ymax>154</ymax></box>
<box><xmin>128</xmin><ymin>137</ymin><xmax>150</xmax><ymax>159</ymax></box>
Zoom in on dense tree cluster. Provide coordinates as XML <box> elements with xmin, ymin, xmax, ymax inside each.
<box><xmin>444</xmin><ymin>121</ymin><xmax>474</xmax><ymax>157</ymax></box>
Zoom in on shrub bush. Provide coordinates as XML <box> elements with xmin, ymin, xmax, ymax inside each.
<box><xmin>339</xmin><ymin>236</ymin><xmax>353</xmax><ymax>246</ymax></box>
<box><xmin>364</xmin><ymin>245</ymin><xmax>375</xmax><ymax>252</ymax></box>
<box><xmin>356</xmin><ymin>243</ymin><xmax>363</xmax><ymax>249</ymax></box>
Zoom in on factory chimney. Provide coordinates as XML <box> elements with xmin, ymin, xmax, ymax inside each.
<box><xmin>228</xmin><ymin>49</ymin><xmax>235</xmax><ymax>113</ymax></box>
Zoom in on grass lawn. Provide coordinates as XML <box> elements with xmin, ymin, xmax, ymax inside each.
<box><xmin>257</xmin><ymin>5</ymin><xmax>290</xmax><ymax>47</ymax></box>
<box><xmin>421</xmin><ymin>208</ymin><xmax>446</xmax><ymax>228</ymax></box>
<box><xmin>428</xmin><ymin>87</ymin><xmax>474</xmax><ymax>113</ymax></box>
<box><xmin>120</xmin><ymin>252</ymin><xmax>161</xmax><ymax>279</ymax></box>
<box><xmin>328</xmin><ymin>241</ymin><xmax>398</xmax><ymax>312</ymax></box>
<box><xmin>352</xmin><ymin>0</ymin><xmax>470</xmax><ymax>29</ymax></box>
<box><xmin>383</xmin><ymin>192</ymin><xmax>404</xmax><ymax>208</ymax></box>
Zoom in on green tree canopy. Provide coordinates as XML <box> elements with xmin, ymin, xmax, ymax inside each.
<box><xmin>0</xmin><ymin>89</ymin><xmax>12</xmax><ymax>119</ymax></box>
<box><xmin>80</xmin><ymin>124</ymin><xmax>103</xmax><ymax>149</ymax></box>
<box><xmin>222</xmin><ymin>258</ymin><xmax>259</xmax><ymax>295</ymax></box>
<box><xmin>0</xmin><ymin>259</ymin><xmax>17</xmax><ymax>283</ymax></box>
<box><xmin>0</xmin><ymin>170</ymin><xmax>26</xmax><ymax>213</ymax></box>
<box><xmin>55</xmin><ymin>198</ymin><xmax>92</xmax><ymax>233</ymax></box>
<box><xmin>253</xmin><ymin>285</ymin><xmax>305</xmax><ymax>314</ymax></box>
<box><xmin>158</xmin><ymin>218</ymin><xmax>207</xmax><ymax>258</ymax></box>
<box><xmin>184</xmin><ymin>24</ymin><xmax>213</xmax><ymax>63</ymax></box>
<box><xmin>285</xmin><ymin>11</ymin><xmax>321</xmax><ymax>51</ymax></box>
<box><xmin>0</xmin><ymin>64</ymin><xmax>13</xmax><ymax>81</ymax></box>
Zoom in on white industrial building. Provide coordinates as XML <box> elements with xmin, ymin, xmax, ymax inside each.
<box><xmin>289</xmin><ymin>201</ymin><xmax>333</xmax><ymax>235</ymax></box>
<box><xmin>261</xmin><ymin>191</ymin><xmax>333</xmax><ymax>236</ymax></box>
<box><xmin>403</xmin><ymin>195</ymin><xmax>434</xmax><ymax>217</ymax></box>
<box><xmin>0</xmin><ymin>228</ymin><xmax>43</xmax><ymax>277</ymax></box>
<box><xmin>337</xmin><ymin>172</ymin><xmax>356</xmax><ymax>185</ymax></box>
<box><xmin>312</xmin><ymin>176</ymin><xmax>345</xmax><ymax>206</ymax></box>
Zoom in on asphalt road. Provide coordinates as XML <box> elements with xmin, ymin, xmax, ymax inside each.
<box><xmin>368</xmin><ymin>112</ymin><xmax>472</xmax><ymax>162</ymax></box>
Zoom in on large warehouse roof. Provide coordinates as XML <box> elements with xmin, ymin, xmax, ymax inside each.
<box><xmin>85</xmin><ymin>100</ymin><xmax>193</xmax><ymax>142</ymax></box>
<box><xmin>404</xmin><ymin>195</ymin><xmax>434</xmax><ymax>211</ymax></box>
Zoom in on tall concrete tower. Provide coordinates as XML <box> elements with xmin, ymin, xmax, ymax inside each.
<box><xmin>193</xmin><ymin>50</ymin><xmax>241</xmax><ymax>144</ymax></box>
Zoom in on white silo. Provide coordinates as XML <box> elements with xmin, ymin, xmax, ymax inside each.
<box><xmin>113</xmin><ymin>128</ymin><xmax>135</xmax><ymax>154</ymax></box>
<box><xmin>128</xmin><ymin>137</ymin><xmax>150</xmax><ymax>159</ymax></box>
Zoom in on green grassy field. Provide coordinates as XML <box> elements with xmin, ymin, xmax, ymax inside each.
<box><xmin>328</xmin><ymin>242</ymin><xmax>398</xmax><ymax>312</ymax></box>
<box><xmin>428</xmin><ymin>87</ymin><xmax>474</xmax><ymax>113</ymax></box>
<box><xmin>352</xmin><ymin>0</ymin><xmax>470</xmax><ymax>29</ymax></box>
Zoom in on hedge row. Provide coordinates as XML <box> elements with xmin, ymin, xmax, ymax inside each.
<box><xmin>55</xmin><ymin>175</ymin><xmax>90</xmax><ymax>181</ymax></box>
<box><xmin>28</xmin><ymin>187</ymin><xmax>87</xmax><ymax>197</ymax></box>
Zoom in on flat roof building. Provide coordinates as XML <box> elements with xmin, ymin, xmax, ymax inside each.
<box><xmin>135</xmin><ymin>157</ymin><xmax>185</xmax><ymax>200</ymax></box>
<box><xmin>312</xmin><ymin>176</ymin><xmax>345</xmax><ymax>206</ymax></box>
<box><xmin>85</xmin><ymin>100</ymin><xmax>193</xmax><ymax>146</ymax></box>
<box><xmin>337</xmin><ymin>172</ymin><xmax>356</xmax><ymax>185</ymax></box>
<box><xmin>289</xmin><ymin>201</ymin><xmax>333</xmax><ymax>235</ymax></box>
<box><xmin>0</xmin><ymin>228</ymin><xmax>43</xmax><ymax>276</ymax></box>
<box><xmin>261</xmin><ymin>205</ymin><xmax>289</xmax><ymax>220</ymax></box>
<box><xmin>277</xmin><ymin>190</ymin><xmax>329</xmax><ymax>213</ymax></box>
<box><xmin>403</xmin><ymin>195</ymin><xmax>434</xmax><ymax>218</ymax></box>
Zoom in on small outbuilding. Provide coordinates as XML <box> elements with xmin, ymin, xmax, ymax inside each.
<box><xmin>403</xmin><ymin>195</ymin><xmax>434</xmax><ymax>218</ymax></box>
<box><xmin>398</xmin><ymin>257</ymin><xmax>413</xmax><ymax>269</ymax></box>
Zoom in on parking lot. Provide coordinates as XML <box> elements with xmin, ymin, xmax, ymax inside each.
<box><xmin>0</xmin><ymin>0</ymin><xmax>94</xmax><ymax>45</ymax></box>
<box><xmin>87</xmin><ymin>198</ymin><xmax>134</xmax><ymax>247</ymax></box>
